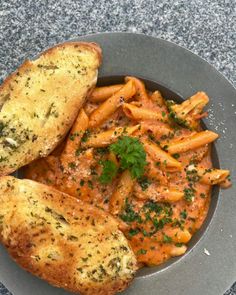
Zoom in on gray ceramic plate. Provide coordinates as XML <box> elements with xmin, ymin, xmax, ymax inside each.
<box><xmin>0</xmin><ymin>32</ymin><xmax>235</xmax><ymax>295</ymax></box>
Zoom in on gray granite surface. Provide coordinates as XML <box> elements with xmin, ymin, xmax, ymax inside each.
<box><xmin>0</xmin><ymin>0</ymin><xmax>235</xmax><ymax>294</ymax></box>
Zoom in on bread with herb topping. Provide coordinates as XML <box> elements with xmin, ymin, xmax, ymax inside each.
<box><xmin>0</xmin><ymin>176</ymin><xmax>137</xmax><ymax>295</ymax></box>
<box><xmin>0</xmin><ymin>41</ymin><xmax>101</xmax><ymax>176</ymax></box>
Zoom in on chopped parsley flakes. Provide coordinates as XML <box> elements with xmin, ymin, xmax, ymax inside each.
<box><xmin>120</xmin><ymin>199</ymin><xmax>173</xmax><ymax>238</ymax></box>
<box><xmin>184</xmin><ymin>187</ymin><xmax>195</xmax><ymax>202</ymax></box>
<box><xmin>180</xmin><ymin>210</ymin><xmax>187</xmax><ymax>219</ymax></box>
<box><xmin>81</xmin><ymin>129</ymin><xmax>91</xmax><ymax>143</ymax></box>
<box><xmin>138</xmin><ymin>176</ymin><xmax>151</xmax><ymax>191</ymax></box>
<box><xmin>137</xmin><ymin>248</ymin><xmax>147</xmax><ymax>255</ymax></box>
<box><xmin>163</xmin><ymin>234</ymin><xmax>172</xmax><ymax>243</ymax></box>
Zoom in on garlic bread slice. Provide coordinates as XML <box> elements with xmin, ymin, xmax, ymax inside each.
<box><xmin>0</xmin><ymin>42</ymin><xmax>101</xmax><ymax>176</ymax></box>
<box><xmin>0</xmin><ymin>176</ymin><xmax>137</xmax><ymax>295</ymax></box>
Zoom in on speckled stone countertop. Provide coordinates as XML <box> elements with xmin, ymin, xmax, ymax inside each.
<box><xmin>0</xmin><ymin>0</ymin><xmax>235</xmax><ymax>294</ymax></box>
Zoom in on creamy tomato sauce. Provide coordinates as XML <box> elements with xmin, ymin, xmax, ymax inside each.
<box><xmin>24</xmin><ymin>80</ymin><xmax>223</xmax><ymax>267</ymax></box>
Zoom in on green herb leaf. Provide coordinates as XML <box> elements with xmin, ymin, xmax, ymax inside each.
<box><xmin>96</xmin><ymin>147</ymin><xmax>108</xmax><ymax>155</ymax></box>
<box><xmin>166</xmin><ymin>100</ymin><xmax>190</xmax><ymax>129</ymax></box>
<box><xmin>75</xmin><ymin>148</ymin><xmax>81</xmax><ymax>156</ymax></box>
<box><xmin>184</xmin><ymin>187</ymin><xmax>195</xmax><ymax>202</ymax></box>
<box><xmin>68</xmin><ymin>162</ymin><xmax>76</xmax><ymax>169</ymax></box>
<box><xmin>120</xmin><ymin>198</ymin><xmax>142</xmax><ymax>223</ymax></box>
<box><xmin>203</xmin><ymin>168</ymin><xmax>213</xmax><ymax>174</ymax></box>
<box><xmin>110</xmin><ymin>136</ymin><xmax>147</xmax><ymax>179</ymax></box>
<box><xmin>148</xmin><ymin>133</ymin><xmax>155</xmax><ymax>141</ymax></box>
<box><xmin>87</xmin><ymin>180</ymin><xmax>94</xmax><ymax>189</ymax></box>
<box><xmin>69</xmin><ymin>132</ymin><xmax>78</xmax><ymax>141</ymax></box>
<box><xmin>138</xmin><ymin>176</ymin><xmax>151</xmax><ymax>191</ymax></box>
<box><xmin>137</xmin><ymin>248</ymin><xmax>147</xmax><ymax>255</ymax></box>
<box><xmin>173</xmin><ymin>153</ymin><xmax>180</xmax><ymax>159</ymax></box>
<box><xmin>162</xmin><ymin>145</ymin><xmax>169</xmax><ymax>151</ymax></box>
<box><xmin>99</xmin><ymin>160</ymin><xmax>118</xmax><ymax>184</ymax></box>
<box><xmin>0</xmin><ymin>156</ymin><xmax>7</xmax><ymax>162</ymax></box>
<box><xmin>81</xmin><ymin>129</ymin><xmax>91</xmax><ymax>143</ymax></box>
<box><xmin>0</xmin><ymin>121</ymin><xmax>5</xmax><ymax>134</ymax></box>
<box><xmin>163</xmin><ymin>234</ymin><xmax>172</xmax><ymax>243</ymax></box>
<box><xmin>200</xmin><ymin>193</ymin><xmax>206</xmax><ymax>198</ymax></box>
<box><xmin>80</xmin><ymin>179</ymin><xmax>85</xmax><ymax>186</ymax></box>
<box><xmin>143</xmin><ymin>201</ymin><xmax>163</xmax><ymax>214</ymax></box>
<box><xmin>128</xmin><ymin>228</ymin><xmax>140</xmax><ymax>237</ymax></box>
<box><xmin>186</xmin><ymin>168</ymin><xmax>200</xmax><ymax>182</ymax></box>
<box><xmin>180</xmin><ymin>209</ymin><xmax>187</xmax><ymax>219</ymax></box>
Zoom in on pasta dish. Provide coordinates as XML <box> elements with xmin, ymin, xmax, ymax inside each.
<box><xmin>24</xmin><ymin>76</ymin><xmax>231</xmax><ymax>267</ymax></box>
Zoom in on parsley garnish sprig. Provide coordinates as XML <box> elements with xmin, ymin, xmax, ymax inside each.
<box><xmin>98</xmin><ymin>136</ymin><xmax>147</xmax><ymax>184</ymax></box>
<box><xmin>109</xmin><ymin>136</ymin><xmax>147</xmax><ymax>179</ymax></box>
<box><xmin>99</xmin><ymin>160</ymin><xmax>118</xmax><ymax>184</ymax></box>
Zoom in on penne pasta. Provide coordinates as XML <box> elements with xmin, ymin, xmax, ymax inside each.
<box><xmin>82</xmin><ymin>125</ymin><xmax>140</xmax><ymax>148</ymax></box>
<box><xmin>145</xmin><ymin>159</ymin><xmax>168</xmax><ymax>185</ymax></box>
<box><xmin>219</xmin><ymin>178</ymin><xmax>232</xmax><ymax>189</ymax></box>
<box><xmin>109</xmin><ymin>170</ymin><xmax>134</xmax><ymax>215</ymax></box>
<box><xmin>170</xmin><ymin>245</ymin><xmax>187</xmax><ymax>257</ymax></box>
<box><xmin>125</xmin><ymin>76</ymin><xmax>150</xmax><ymax>102</ymax></box>
<box><xmin>60</xmin><ymin>109</ymin><xmax>89</xmax><ymax>168</ymax></box>
<box><xmin>168</xmin><ymin>92</ymin><xmax>209</xmax><ymax>129</ymax></box>
<box><xmin>142</xmin><ymin>139</ymin><xmax>182</xmax><ymax>171</ymax></box>
<box><xmin>89</xmin><ymin>84</ymin><xmax>124</xmax><ymax>102</ymax></box>
<box><xmin>166</xmin><ymin>130</ymin><xmax>219</xmax><ymax>154</ymax></box>
<box><xmin>135</xmin><ymin>184</ymin><xmax>184</xmax><ymax>203</ymax></box>
<box><xmin>139</xmin><ymin>227</ymin><xmax>191</xmax><ymax>244</ymax></box>
<box><xmin>200</xmin><ymin>169</ymin><xmax>230</xmax><ymax>185</ymax></box>
<box><xmin>164</xmin><ymin>228</ymin><xmax>192</xmax><ymax>244</ymax></box>
<box><xmin>83</xmin><ymin>101</ymin><xmax>100</xmax><ymax>115</ymax></box>
<box><xmin>187</xmin><ymin>165</ymin><xmax>230</xmax><ymax>186</ymax></box>
<box><xmin>174</xmin><ymin>92</ymin><xmax>209</xmax><ymax>117</ymax></box>
<box><xmin>123</xmin><ymin>103</ymin><xmax>167</xmax><ymax>122</ymax></box>
<box><xmin>164</xmin><ymin>189</ymin><xmax>184</xmax><ymax>202</ymax></box>
<box><xmin>89</xmin><ymin>80</ymin><xmax>136</xmax><ymax>128</ymax></box>
<box><xmin>150</xmin><ymin>90</ymin><xmax>166</xmax><ymax>107</ymax></box>
<box><xmin>141</xmin><ymin>121</ymin><xmax>173</xmax><ymax>139</ymax></box>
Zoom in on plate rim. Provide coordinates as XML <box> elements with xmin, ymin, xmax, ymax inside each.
<box><xmin>0</xmin><ymin>32</ymin><xmax>235</xmax><ymax>295</ymax></box>
<box><xmin>73</xmin><ymin>31</ymin><xmax>236</xmax><ymax>90</ymax></box>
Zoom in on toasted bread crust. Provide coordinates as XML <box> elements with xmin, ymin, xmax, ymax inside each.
<box><xmin>0</xmin><ymin>42</ymin><xmax>101</xmax><ymax>176</ymax></box>
<box><xmin>0</xmin><ymin>41</ymin><xmax>102</xmax><ymax>97</ymax></box>
<box><xmin>39</xmin><ymin>41</ymin><xmax>102</xmax><ymax>65</ymax></box>
<box><xmin>0</xmin><ymin>176</ymin><xmax>137</xmax><ymax>295</ymax></box>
